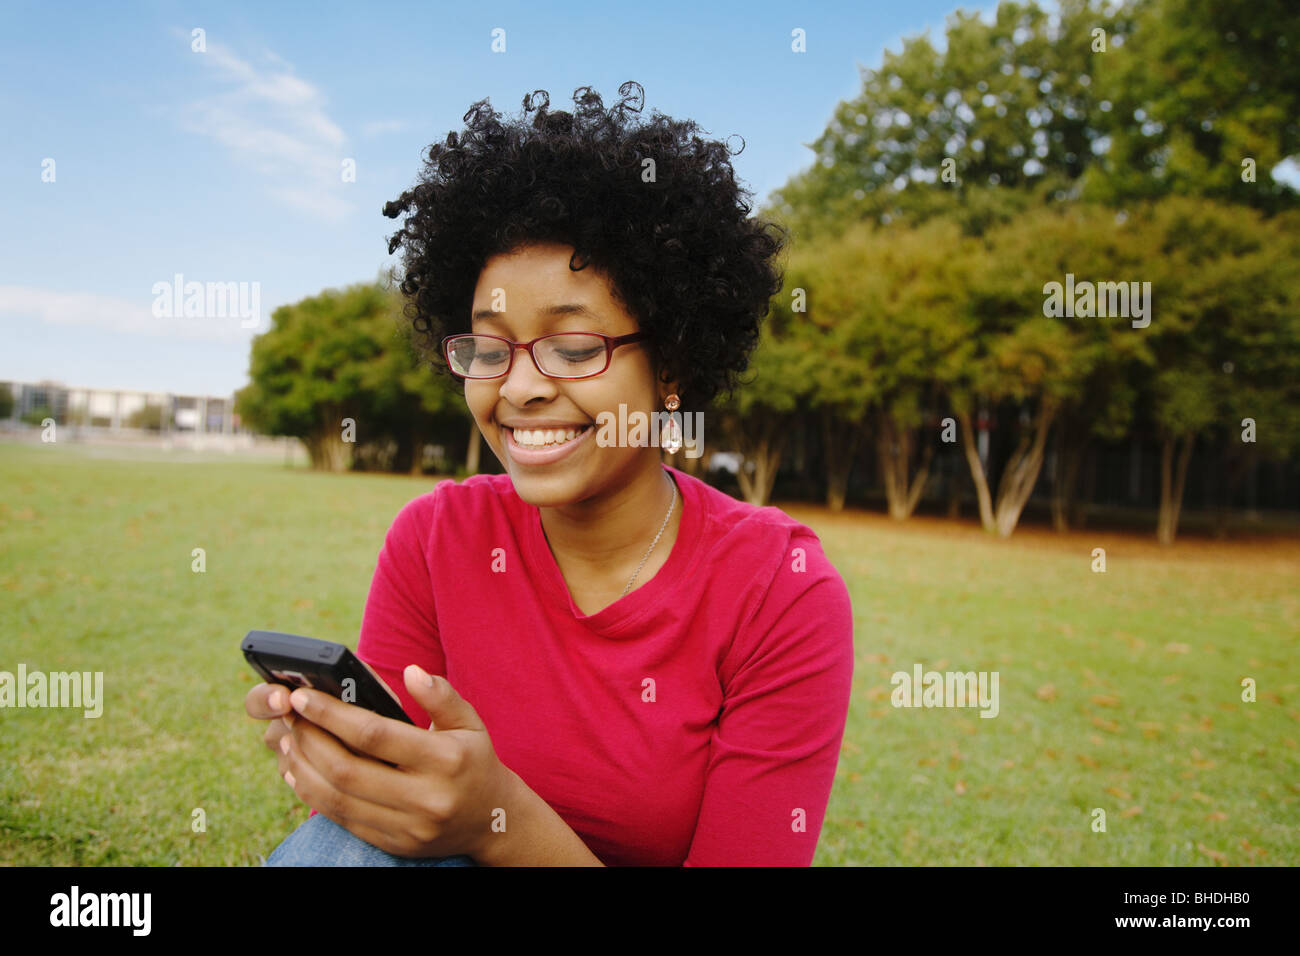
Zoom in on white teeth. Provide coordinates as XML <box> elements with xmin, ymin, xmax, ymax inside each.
<box><xmin>511</xmin><ymin>426</ymin><xmax>585</xmax><ymax>447</ymax></box>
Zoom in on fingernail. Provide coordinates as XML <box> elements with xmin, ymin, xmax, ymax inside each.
<box><xmin>409</xmin><ymin>664</ymin><xmax>435</xmax><ymax>688</ymax></box>
<box><xmin>268</xmin><ymin>690</ymin><xmax>283</xmax><ymax>711</ymax></box>
<box><xmin>280</xmin><ymin>736</ymin><xmax>290</xmax><ymax>755</ymax></box>
<box><xmin>283</xmin><ymin>770</ymin><xmax>296</xmax><ymax>788</ymax></box>
<box><xmin>290</xmin><ymin>689</ymin><xmax>309</xmax><ymax>712</ymax></box>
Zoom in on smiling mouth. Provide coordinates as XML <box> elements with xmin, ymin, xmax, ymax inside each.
<box><xmin>504</xmin><ymin>424</ymin><xmax>592</xmax><ymax>449</ymax></box>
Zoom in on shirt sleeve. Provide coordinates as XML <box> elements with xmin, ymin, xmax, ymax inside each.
<box><xmin>354</xmin><ymin>488</ymin><xmax>447</xmax><ymax>730</ymax></box>
<box><xmin>682</xmin><ymin>528</ymin><xmax>855</xmax><ymax>866</ymax></box>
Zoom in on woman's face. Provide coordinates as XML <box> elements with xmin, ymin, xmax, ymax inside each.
<box><xmin>465</xmin><ymin>241</ymin><xmax>667</xmax><ymax>508</ymax></box>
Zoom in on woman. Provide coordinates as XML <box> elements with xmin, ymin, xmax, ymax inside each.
<box><xmin>248</xmin><ymin>81</ymin><xmax>854</xmax><ymax>866</ymax></box>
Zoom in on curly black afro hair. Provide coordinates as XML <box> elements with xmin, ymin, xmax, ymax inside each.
<box><xmin>382</xmin><ymin>80</ymin><xmax>787</xmax><ymax>409</ymax></box>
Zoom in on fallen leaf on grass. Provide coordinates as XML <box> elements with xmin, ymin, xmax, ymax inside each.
<box><xmin>1197</xmin><ymin>843</ymin><xmax>1227</xmax><ymax>865</ymax></box>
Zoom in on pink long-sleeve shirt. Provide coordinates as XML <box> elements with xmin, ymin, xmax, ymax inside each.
<box><xmin>354</xmin><ymin>464</ymin><xmax>855</xmax><ymax>866</ymax></box>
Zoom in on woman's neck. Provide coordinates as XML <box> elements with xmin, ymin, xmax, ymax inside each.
<box><xmin>537</xmin><ymin>462</ymin><xmax>681</xmax><ymax>595</ymax></box>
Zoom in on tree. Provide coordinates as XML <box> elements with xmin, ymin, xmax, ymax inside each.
<box><xmin>952</xmin><ymin>203</ymin><xmax>1147</xmax><ymax>537</ymax></box>
<box><xmin>715</xmin><ymin>289</ymin><xmax>819</xmax><ymax>506</ymax></box>
<box><xmin>20</xmin><ymin>405</ymin><xmax>53</xmax><ymax>427</ymax></box>
<box><xmin>0</xmin><ymin>384</ymin><xmax>13</xmax><ymax>420</ymax></box>
<box><xmin>1090</xmin><ymin>0</ymin><xmax>1300</xmax><ymax>211</ymax></box>
<box><xmin>858</xmin><ymin>218</ymin><xmax>976</xmax><ymax>519</ymax></box>
<box><xmin>126</xmin><ymin>403</ymin><xmax>166</xmax><ymax>431</ymax></box>
<box><xmin>773</xmin><ymin>240</ymin><xmax>875</xmax><ymax>511</ymax></box>
<box><xmin>1134</xmin><ymin>199</ymin><xmax>1300</xmax><ymax>543</ymax></box>
<box><xmin>767</xmin><ymin>0</ymin><xmax>1132</xmax><ymax>244</ymax></box>
<box><xmin>236</xmin><ymin>282</ymin><xmax>410</xmax><ymax>471</ymax></box>
<box><xmin>352</xmin><ymin>284</ymin><xmax>469</xmax><ymax>475</ymax></box>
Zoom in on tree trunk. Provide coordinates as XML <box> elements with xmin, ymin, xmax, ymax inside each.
<box><xmin>409</xmin><ymin>423</ymin><xmax>425</xmax><ymax>475</ymax></box>
<box><xmin>466</xmin><ymin>421</ymin><xmax>482</xmax><ymax>475</ymax></box>
<box><xmin>1072</xmin><ymin>445</ymin><xmax>1096</xmax><ymax>529</ymax></box>
<box><xmin>734</xmin><ymin>413</ymin><xmax>787</xmax><ymax>506</ymax></box>
<box><xmin>823</xmin><ymin>409</ymin><xmax>863</xmax><ymax>513</ymax></box>
<box><xmin>1051</xmin><ymin>425</ymin><xmax>1089</xmax><ymax>533</ymax></box>
<box><xmin>1212</xmin><ymin>443</ymin><xmax>1254</xmax><ymax>538</ymax></box>
<box><xmin>676</xmin><ymin>447</ymin><xmax>710</xmax><ymax>479</ymax></box>
<box><xmin>956</xmin><ymin>409</ymin><xmax>996</xmax><ymax>532</ymax></box>
<box><xmin>992</xmin><ymin>398</ymin><xmax>1057</xmax><ymax>537</ymax></box>
<box><xmin>1157</xmin><ymin>433</ymin><xmax>1195</xmax><ymax>545</ymax></box>
<box><xmin>875</xmin><ymin>410</ymin><xmax>933</xmax><ymax>520</ymax></box>
<box><xmin>304</xmin><ymin>431</ymin><xmax>348</xmax><ymax>471</ymax></box>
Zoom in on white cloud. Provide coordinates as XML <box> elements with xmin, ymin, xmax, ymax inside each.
<box><xmin>178</xmin><ymin>40</ymin><xmax>352</xmax><ymax>221</ymax></box>
<box><xmin>0</xmin><ymin>286</ymin><xmax>261</xmax><ymax>343</ymax></box>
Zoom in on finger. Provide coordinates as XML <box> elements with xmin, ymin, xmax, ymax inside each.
<box><xmin>287</xmin><ymin>687</ymin><xmax>459</xmax><ymax>771</ymax></box>
<box><xmin>264</xmin><ymin>716</ymin><xmax>290</xmax><ymax>751</ymax></box>
<box><xmin>246</xmin><ymin>682</ymin><xmax>293</xmax><ymax>720</ymax></box>
<box><xmin>404</xmin><ymin>666</ymin><xmax>485</xmax><ymax>733</ymax></box>
<box><xmin>287</xmin><ymin>717</ymin><xmax>420</xmax><ymax>814</ymax></box>
<box><xmin>281</xmin><ymin>730</ymin><xmax>417</xmax><ymax>840</ymax></box>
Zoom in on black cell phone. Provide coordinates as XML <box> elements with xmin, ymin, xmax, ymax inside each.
<box><xmin>241</xmin><ymin>630</ymin><xmax>414</xmax><ymax>724</ymax></box>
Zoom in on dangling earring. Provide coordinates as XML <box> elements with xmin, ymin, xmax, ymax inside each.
<box><xmin>661</xmin><ymin>394</ymin><xmax>682</xmax><ymax>455</ymax></box>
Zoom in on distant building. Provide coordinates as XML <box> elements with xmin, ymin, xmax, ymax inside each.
<box><xmin>0</xmin><ymin>379</ymin><xmax>248</xmax><ymax>435</ymax></box>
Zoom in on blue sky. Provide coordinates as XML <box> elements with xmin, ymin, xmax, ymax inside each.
<box><xmin>1</xmin><ymin>0</ymin><xmax>995</xmax><ymax>395</ymax></box>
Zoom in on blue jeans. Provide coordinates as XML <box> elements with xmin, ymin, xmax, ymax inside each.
<box><xmin>263</xmin><ymin>813</ymin><xmax>478</xmax><ymax>866</ymax></box>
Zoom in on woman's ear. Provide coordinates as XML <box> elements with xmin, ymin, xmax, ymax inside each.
<box><xmin>654</xmin><ymin>364</ymin><xmax>680</xmax><ymax>408</ymax></box>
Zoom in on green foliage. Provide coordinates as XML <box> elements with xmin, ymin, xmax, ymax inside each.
<box><xmin>769</xmin><ymin>0</ymin><xmax>1133</xmax><ymax>241</ymax></box>
<box><xmin>1137</xmin><ymin>198</ymin><xmax>1300</xmax><ymax>458</ymax></box>
<box><xmin>234</xmin><ymin>281</ymin><xmax>468</xmax><ymax>470</ymax></box>
<box><xmin>125</xmin><ymin>404</ymin><xmax>166</xmax><ymax>431</ymax></box>
<box><xmin>236</xmin><ymin>282</ymin><xmax>392</xmax><ymax>438</ymax></box>
<box><xmin>0</xmin><ymin>383</ymin><xmax>13</xmax><ymax>420</ymax></box>
<box><xmin>20</xmin><ymin>405</ymin><xmax>54</xmax><ymax>427</ymax></box>
<box><xmin>751</xmin><ymin>0</ymin><xmax>1299</xmax><ymax>528</ymax></box>
<box><xmin>767</xmin><ymin>0</ymin><xmax>1297</xmax><ymax>244</ymax></box>
<box><xmin>1092</xmin><ymin>0</ymin><xmax>1300</xmax><ymax>209</ymax></box>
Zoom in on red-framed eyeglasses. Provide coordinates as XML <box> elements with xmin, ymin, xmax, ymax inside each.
<box><xmin>442</xmin><ymin>331</ymin><xmax>650</xmax><ymax>380</ymax></box>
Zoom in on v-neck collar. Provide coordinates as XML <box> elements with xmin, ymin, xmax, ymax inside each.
<box><xmin>519</xmin><ymin>464</ymin><xmax>703</xmax><ymax>638</ymax></box>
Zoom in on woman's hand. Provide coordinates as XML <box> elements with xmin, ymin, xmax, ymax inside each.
<box><xmin>277</xmin><ymin>664</ymin><xmax>515</xmax><ymax>861</ymax></box>
<box><xmin>244</xmin><ymin>681</ymin><xmax>297</xmax><ymax>778</ymax></box>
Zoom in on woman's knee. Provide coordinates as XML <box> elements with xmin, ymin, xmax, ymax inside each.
<box><xmin>263</xmin><ymin>813</ymin><xmax>477</xmax><ymax>867</ymax></box>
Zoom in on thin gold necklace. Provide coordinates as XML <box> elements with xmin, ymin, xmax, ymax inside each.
<box><xmin>622</xmin><ymin>471</ymin><xmax>677</xmax><ymax>597</ymax></box>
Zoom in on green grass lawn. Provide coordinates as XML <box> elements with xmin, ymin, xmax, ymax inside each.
<box><xmin>1</xmin><ymin>439</ymin><xmax>1296</xmax><ymax>865</ymax></box>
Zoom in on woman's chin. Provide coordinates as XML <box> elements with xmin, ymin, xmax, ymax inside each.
<box><xmin>506</xmin><ymin>468</ymin><xmax>587</xmax><ymax>507</ymax></box>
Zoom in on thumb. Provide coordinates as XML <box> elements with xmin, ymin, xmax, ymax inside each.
<box><xmin>403</xmin><ymin>664</ymin><xmax>483</xmax><ymax>732</ymax></box>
